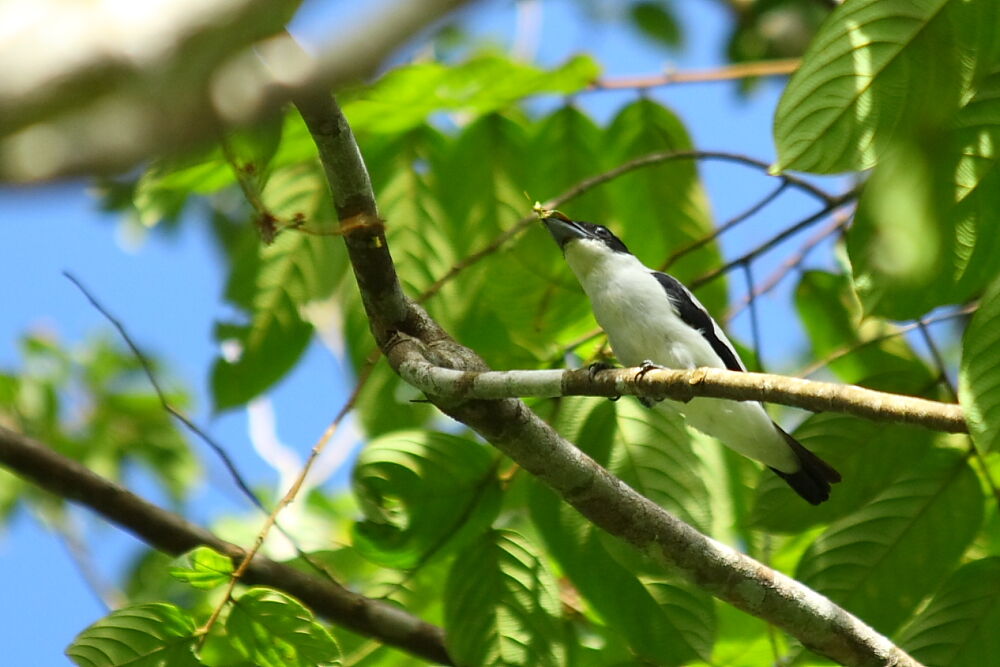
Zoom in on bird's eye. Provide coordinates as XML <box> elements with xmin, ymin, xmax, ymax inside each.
<box><xmin>596</xmin><ymin>227</ymin><xmax>609</xmax><ymax>237</ymax></box>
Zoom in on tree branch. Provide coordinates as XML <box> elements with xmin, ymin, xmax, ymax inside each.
<box><xmin>0</xmin><ymin>425</ymin><xmax>452</xmax><ymax>665</ymax></box>
<box><xmin>296</xmin><ymin>92</ymin><xmax>922</xmax><ymax>667</ymax></box>
<box><xmin>390</xmin><ymin>353</ymin><xmax>967</xmax><ymax>434</ymax></box>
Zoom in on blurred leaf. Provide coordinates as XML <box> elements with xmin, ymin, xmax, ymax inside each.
<box><xmin>896</xmin><ymin>557</ymin><xmax>1000</xmax><ymax>666</ymax></box>
<box><xmin>342</xmin><ymin>55</ymin><xmax>600</xmax><ymax>135</ymax></box>
<box><xmin>66</xmin><ymin>603</ymin><xmax>199</xmax><ymax>667</ymax></box>
<box><xmin>750</xmin><ymin>412</ymin><xmax>934</xmax><ymax>533</ymax></box>
<box><xmin>352</xmin><ymin>431</ymin><xmax>500</xmax><ymax>569</ymax></box>
<box><xmin>629</xmin><ymin>2</ymin><xmax>683</xmax><ymax>49</ymax></box>
<box><xmin>959</xmin><ymin>276</ymin><xmax>1000</xmax><ymax>454</ymax></box>
<box><xmin>795</xmin><ymin>270</ymin><xmax>935</xmax><ymax>392</ymax></box>
<box><xmin>227</xmin><ymin>588</ymin><xmax>341</xmax><ymax>667</ymax></box>
<box><xmin>774</xmin><ymin>0</ymin><xmax>968</xmax><ymax>173</ymax></box>
<box><xmin>169</xmin><ymin>546</ymin><xmax>234</xmax><ymax>591</ymax></box>
<box><xmin>212</xmin><ymin>163</ymin><xmax>340</xmax><ymax>410</ymax></box>
<box><xmin>796</xmin><ymin>447</ymin><xmax>983</xmax><ymax>634</ymax></box>
<box><xmin>848</xmin><ymin>139</ymin><xmax>954</xmax><ymax>320</ymax></box>
<box><xmin>602</xmin><ymin>99</ymin><xmax>725</xmax><ymax>315</ymax></box>
<box><xmin>444</xmin><ymin>530</ymin><xmax>563</xmax><ymax>667</ymax></box>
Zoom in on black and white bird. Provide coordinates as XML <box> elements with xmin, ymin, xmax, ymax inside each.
<box><xmin>543</xmin><ymin>211</ymin><xmax>840</xmax><ymax>504</ymax></box>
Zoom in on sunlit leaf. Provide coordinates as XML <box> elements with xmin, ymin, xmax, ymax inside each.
<box><xmin>445</xmin><ymin>530</ymin><xmax>562</xmax><ymax>667</ymax></box>
<box><xmin>169</xmin><ymin>546</ymin><xmax>234</xmax><ymax>590</ymax></box>
<box><xmin>352</xmin><ymin>430</ymin><xmax>500</xmax><ymax>569</ymax></box>
<box><xmin>774</xmin><ymin>0</ymin><xmax>968</xmax><ymax>173</ymax></box>
<box><xmin>342</xmin><ymin>55</ymin><xmax>600</xmax><ymax>135</ymax></box>
<box><xmin>896</xmin><ymin>557</ymin><xmax>1000</xmax><ymax>666</ymax></box>
<box><xmin>227</xmin><ymin>588</ymin><xmax>341</xmax><ymax>667</ymax></box>
<box><xmin>66</xmin><ymin>603</ymin><xmax>199</xmax><ymax>667</ymax></box>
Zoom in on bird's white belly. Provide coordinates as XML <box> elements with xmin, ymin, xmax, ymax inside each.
<box><xmin>585</xmin><ymin>270</ymin><xmax>797</xmax><ymax>472</ymax></box>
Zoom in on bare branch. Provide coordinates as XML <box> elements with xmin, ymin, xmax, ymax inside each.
<box><xmin>0</xmin><ymin>425</ymin><xmax>452</xmax><ymax>664</ymax></box>
<box><xmin>590</xmin><ymin>58</ymin><xmax>800</xmax><ymax>90</ymax></box>
<box><xmin>298</xmin><ymin>93</ymin><xmax>923</xmax><ymax>667</ymax></box>
<box><xmin>391</xmin><ymin>354</ymin><xmax>967</xmax><ymax>434</ymax></box>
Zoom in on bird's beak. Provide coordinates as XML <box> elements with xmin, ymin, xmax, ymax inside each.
<box><xmin>542</xmin><ymin>212</ymin><xmax>590</xmax><ymax>248</ymax></box>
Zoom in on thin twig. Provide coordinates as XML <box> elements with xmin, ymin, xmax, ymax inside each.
<box><xmin>798</xmin><ymin>305</ymin><xmax>977</xmax><ymax>378</ymax></box>
<box><xmin>690</xmin><ymin>191</ymin><xmax>856</xmax><ymax>290</ymax></box>
<box><xmin>199</xmin><ymin>355</ymin><xmax>377</xmax><ymax>642</ymax></box>
<box><xmin>663</xmin><ymin>181</ymin><xmax>788</xmax><ymax>270</ymax></box>
<box><xmin>727</xmin><ymin>211</ymin><xmax>849</xmax><ymax>320</ymax></box>
<box><xmin>589</xmin><ymin>59</ymin><xmax>800</xmax><ymax>91</ymax></box>
<box><xmin>63</xmin><ymin>273</ymin><xmax>267</xmax><ymax>514</ymax></box>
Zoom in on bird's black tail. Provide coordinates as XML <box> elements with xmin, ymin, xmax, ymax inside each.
<box><xmin>769</xmin><ymin>426</ymin><xmax>842</xmax><ymax>505</ymax></box>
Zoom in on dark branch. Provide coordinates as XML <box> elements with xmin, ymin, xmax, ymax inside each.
<box><xmin>0</xmin><ymin>425</ymin><xmax>452</xmax><ymax>665</ymax></box>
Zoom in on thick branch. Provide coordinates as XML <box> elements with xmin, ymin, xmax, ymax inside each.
<box><xmin>0</xmin><ymin>425</ymin><xmax>451</xmax><ymax>665</ymax></box>
<box><xmin>391</xmin><ymin>359</ymin><xmax>967</xmax><ymax>434</ymax></box>
<box><xmin>298</xmin><ymin>93</ymin><xmax>922</xmax><ymax>667</ymax></box>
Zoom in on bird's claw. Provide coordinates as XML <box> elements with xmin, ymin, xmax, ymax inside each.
<box><xmin>586</xmin><ymin>361</ymin><xmax>620</xmax><ymax>402</ymax></box>
<box><xmin>587</xmin><ymin>360</ymin><xmax>614</xmax><ymax>380</ymax></box>
<box><xmin>635</xmin><ymin>359</ymin><xmax>664</xmax><ymax>381</ymax></box>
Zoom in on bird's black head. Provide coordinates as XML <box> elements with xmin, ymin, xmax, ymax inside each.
<box><xmin>542</xmin><ymin>212</ymin><xmax>631</xmax><ymax>254</ymax></box>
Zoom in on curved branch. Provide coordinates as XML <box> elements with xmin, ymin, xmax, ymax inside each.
<box><xmin>296</xmin><ymin>93</ymin><xmax>922</xmax><ymax>667</ymax></box>
<box><xmin>0</xmin><ymin>425</ymin><xmax>452</xmax><ymax>665</ymax></box>
<box><xmin>391</xmin><ymin>355</ymin><xmax>967</xmax><ymax>434</ymax></box>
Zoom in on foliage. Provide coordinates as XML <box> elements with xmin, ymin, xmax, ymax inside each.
<box><xmin>3</xmin><ymin>0</ymin><xmax>999</xmax><ymax>666</ymax></box>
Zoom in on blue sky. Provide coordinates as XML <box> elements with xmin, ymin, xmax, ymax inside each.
<box><xmin>0</xmin><ymin>1</ymin><xmax>849</xmax><ymax>662</ymax></box>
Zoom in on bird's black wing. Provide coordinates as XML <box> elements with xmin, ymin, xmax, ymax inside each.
<box><xmin>651</xmin><ymin>271</ymin><xmax>746</xmax><ymax>373</ymax></box>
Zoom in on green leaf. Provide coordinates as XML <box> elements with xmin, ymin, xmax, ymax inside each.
<box><xmin>630</xmin><ymin>1</ymin><xmax>683</xmax><ymax>48</ymax></box>
<box><xmin>794</xmin><ymin>270</ymin><xmax>935</xmax><ymax>392</ymax></box>
<box><xmin>444</xmin><ymin>530</ymin><xmax>563</xmax><ymax>667</ymax></box>
<box><xmin>529</xmin><ymin>397</ymin><xmax>715</xmax><ymax>663</ymax></box>
<box><xmin>169</xmin><ymin>546</ymin><xmax>234</xmax><ymax>590</ymax></box>
<box><xmin>896</xmin><ymin>557</ymin><xmax>1000</xmax><ymax>666</ymax></box>
<box><xmin>848</xmin><ymin>139</ymin><xmax>954</xmax><ymax>320</ymax></box>
<box><xmin>796</xmin><ymin>447</ymin><xmax>983</xmax><ymax>634</ymax></box>
<box><xmin>773</xmin><ymin>0</ymin><xmax>968</xmax><ymax>173</ymax></box>
<box><xmin>212</xmin><ymin>163</ymin><xmax>341</xmax><ymax>410</ymax></box>
<box><xmin>750</xmin><ymin>412</ymin><xmax>934</xmax><ymax>533</ymax></box>
<box><xmin>66</xmin><ymin>603</ymin><xmax>199</xmax><ymax>667</ymax></box>
<box><xmin>352</xmin><ymin>431</ymin><xmax>501</xmax><ymax>569</ymax></box>
<box><xmin>601</xmin><ymin>99</ymin><xmax>725</xmax><ymax>315</ymax></box>
<box><xmin>227</xmin><ymin>588</ymin><xmax>341</xmax><ymax>667</ymax></box>
<box><xmin>959</xmin><ymin>275</ymin><xmax>1000</xmax><ymax>454</ymax></box>
<box><xmin>342</xmin><ymin>55</ymin><xmax>600</xmax><ymax>135</ymax></box>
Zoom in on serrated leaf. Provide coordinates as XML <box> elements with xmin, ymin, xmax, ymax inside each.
<box><xmin>212</xmin><ymin>163</ymin><xmax>340</xmax><ymax>410</ymax></box>
<box><xmin>66</xmin><ymin>603</ymin><xmax>199</xmax><ymax>667</ymax></box>
<box><xmin>896</xmin><ymin>557</ymin><xmax>1000</xmax><ymax>666</ymax></box>
<box><xmin>530</xmin><ymin>477</ymin><xmax>715</xmax><ymax>664</ymax></box>
<box><xmin>773</xmin><ymin>0</ymin><xmax>968</xmax><ymax>173</ymax></box>
<box><xmin>959</xmin><ymin>276</ymin><xmax>1000</xmax><ymax>454</ymax></box>
<box><xmin>750</xmin><ymin>412</ymin><xmax>934</xmax><ymax>533</ymax></box>
<box><xmin>169</xmin><ymin>546</ymin><xmax>234</xmax><ymax>590</ymax></box>
<box><xmin>342</xmin><ymin>55</ymin><xmax>600</xmax><ymax>135</ymax></box>
<box><xmin>601</xmin><ymin>99</ymin><xmax>725</xmax><ymax>315</ymax></box>
<box><xmin>529</xmin><ymin>397</ymin><xmax>715</xmax><ymax>663</ymax></box>
<box><xmin>444</xmin><ymin>530</ymin><xmax>562</xmax><ymax>667</ymax></box>
<box><xmin>352</xmin><ymin>431</ymin><xmax>500</xmax><ymax>569</ymax></box>
<box><xmin>796</xmin><ymin>447</ymin><xmax>983</xmax><ymax>634</ymax></box>
<box><xmin>227</xmin><ymin>588</ymin><xmax>340</xmax><ymax>667</ymax></box>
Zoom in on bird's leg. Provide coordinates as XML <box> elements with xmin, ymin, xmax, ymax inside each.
<box><xmin>586</xmin><ymin>360</ymin><xmax>620</xmax><ymax>401</ymax></box>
